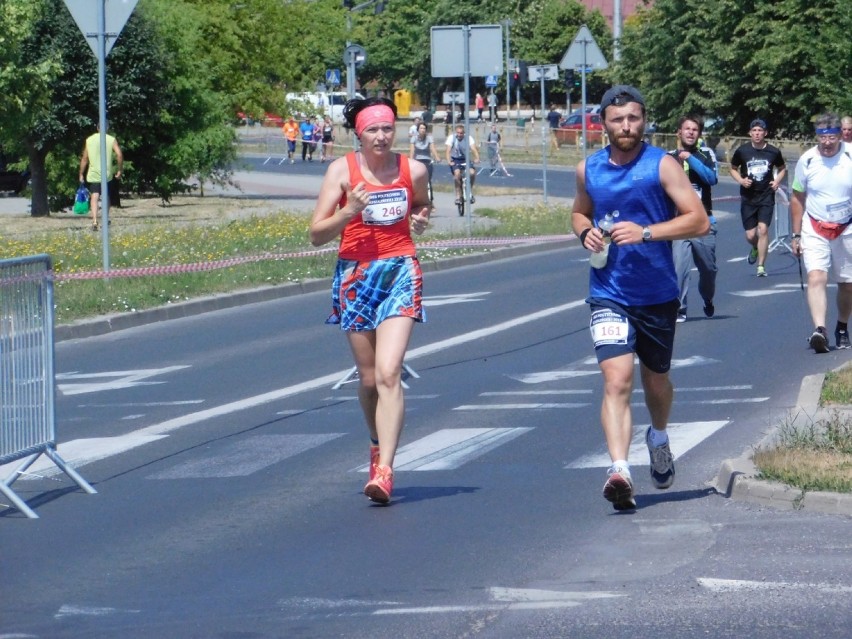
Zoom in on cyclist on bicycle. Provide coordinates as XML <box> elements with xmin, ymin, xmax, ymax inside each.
<box><xmin>445</xmin><ymin>124</ymin><xmax>480</xmax><ymax>205</ymax></box>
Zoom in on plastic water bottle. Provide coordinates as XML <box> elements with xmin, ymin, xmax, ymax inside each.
<box><xmin>589</xmin><ymin>211</ymin><xmax>618</xmax><ymax>269</ymax></box>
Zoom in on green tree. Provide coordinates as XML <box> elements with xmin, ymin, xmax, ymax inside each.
<box><xmin>0</xmin><ymin>0</ymin><xmax>62</xmax><ymax>214</ymax></box>
<box><xmin>616</xmin><ymin>0</ymin><xmax>852</xmax><ymax>136</ymax></box>
<box><xmin>1</xmin><ymin>0</ymin><xmax>238</xmax><ymax>215</ymax></box>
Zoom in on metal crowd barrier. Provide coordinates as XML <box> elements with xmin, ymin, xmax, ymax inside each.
<box><xmin>0</xmin><ymin>254</ymin><xmax>95</xmax><ymax>518</ymax></box>
<box><xmin>769</xmin><ymin>184</ymin><xmax>793</xmax><ymax>254</ymax></box>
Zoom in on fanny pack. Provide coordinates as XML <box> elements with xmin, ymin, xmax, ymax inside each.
<box><xmin>809</xmin><ymin>214</ymin><xmax>850</xmax><ymax>240</ymax></box>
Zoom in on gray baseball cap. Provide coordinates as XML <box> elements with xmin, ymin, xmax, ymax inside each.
<box><xmin>601</xmin><ymin>85</ymin><xmax>645</xmax><ymax>115</ymax></box>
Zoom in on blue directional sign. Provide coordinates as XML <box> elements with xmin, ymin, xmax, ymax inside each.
<box><xmin>326</xmin><ymin>69</ymin><xmax>341</xmax><ymax>86</ymax></box>
<box><xmin>485</xmin><ymin>74</ymin><xmax>498</xmax><ymax>87</ymax></box>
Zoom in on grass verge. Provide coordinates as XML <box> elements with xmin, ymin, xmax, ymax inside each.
<box><xmin>753</xmin><ymin>364</ymin><xmax>852</xmax><ymax>494</ymax></box>
<box><xmin>1</xmin><ymin>199</ymin><xmax>572</xmax><ymax>324</ymax></box>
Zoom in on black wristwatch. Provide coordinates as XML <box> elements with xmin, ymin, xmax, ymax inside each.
<box><xmin>642</xmin><ymin>226</ymin><xmax>653</xmax><ymax>242</ymax></box>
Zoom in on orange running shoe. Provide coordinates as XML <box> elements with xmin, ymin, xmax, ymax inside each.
<box><xmin>369</xmin><ymin>445</ymin><xmax>380</xmax><ymax>481</ymax></box>
<box><xmin>364</xmin><ymin>464</ymin><xmax>393</xmax><ymax>504</ymax></box>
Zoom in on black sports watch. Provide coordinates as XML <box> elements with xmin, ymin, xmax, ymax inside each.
<box><xmin>642</xmin><ymin>226</ymin><xmax>653</xmax><ymax>242</ymax></box>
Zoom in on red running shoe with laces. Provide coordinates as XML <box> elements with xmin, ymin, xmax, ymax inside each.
<box><xmin>364</xmin><ymin>464</ymin><xmax>393</xmax><ymax>504</ymax></box>
<box><xmin>369</xmin><ymin>445</ymin><xmax>380</xmax><ymax>481</ymax></box>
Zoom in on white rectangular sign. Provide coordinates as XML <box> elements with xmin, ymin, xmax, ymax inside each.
<box><xmin>431</xmin><ymin>25</ymin><xmax>504</xmax><ymax>78</ymax></box>
<box><xmin>527</xmin><ymin>64</ymin><xmax>559</xmax><ymax>81</ymax></box>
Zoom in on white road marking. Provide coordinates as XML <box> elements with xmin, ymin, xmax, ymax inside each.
<box><xmin>77</xmin><ymin>400</ymin><xmax>205</xmax><ymax>407</ymax></box>
<box><xmin>673</xmin><ymin>385</ymin><xmax>752</xmax><ymax>392</ymax></box>
<box><xmin>57</xmin><ymin>366</ymin><xmax>190</xmax><ymax>395</ymax></box>
<box><xmin>148</xmin><ymin>434</ymin><xmax>344</xmax><ymax>479</ymax></box>
<box><xmin>489</xmin><ymin>587</ymin><xmax>622</xmax><ymax>603</ymax></box>
<box><xmin>732</xmin><ymin>289</ymin><xmax>798</xmax><ymax>298</ymax></box>
<box><xmin>355</xmin><ymin>428</ymin><xmax>532</xmax><ymax>472</ymax></box>
<box><xmin>372</xmin><ymin>587</ymin><xmax>622</xmax><ymax>615</ymax></box>
<box><xmin>697</xmin><ymin>577</ymin><xmax>852</xmax><ymax>594</ymax></box>
<box><xmin>513</xmin><ymin>356</ymin><xmax>719</xmax><ymax>384</ymax></box>
<box><xmin>11</xmin><ymin>299</ymin><xmax>585</xmax><ymax>477</ymax></box>
<box><xmin>454</xmin><ymin>403</ymin><xmax>589</xmax><ymax>410</ymax></box>
<box><xmin>512</xmin><ymin>370</ymin><xmax>599</xmax><ymax>383</ymax></box>
<box><xmin>688</xmin><ymin>398</ymin><xmax>768</xmax><ymax>404</ymax></box>
<box><xmin>55</xmin><ymin>604</ymin><xmax>141</xmax><ymax>618</ymax></box>
<box><xmin>323</xmin><ymin>394</ymin><xmax>439</xmax><ymax>401</ymax></box>
<box><xmin>423</xmin><ymin>292</ymin><xmax>490</xmax><ymax>307</ymax></box>
<box><xmin>481</xmin><ymin>390</ymin><xmax>593</xmax><ymax>395</ymax></box>
<box><xmin>566</xmin><ymin>420</ymin><xmax>729</xmax><ymax>468</ymax></box>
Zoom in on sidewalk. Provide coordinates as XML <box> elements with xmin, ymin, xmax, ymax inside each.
<box><xmin>210</xmin><ymin>168</ymin><xmax>557</xmax><ymax>235</ymax></box>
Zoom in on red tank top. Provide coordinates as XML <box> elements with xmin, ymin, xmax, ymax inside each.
<box><xmin>338</xmin><ymin>152</ymin><xmax>416</xmax><ymax>260</ymax></box>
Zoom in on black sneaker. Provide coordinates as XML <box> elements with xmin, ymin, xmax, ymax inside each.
<box><xmin>809</xmin><ymin>327</ymin><xmax>830</xmax><ymax>353</ymax></box>
<box><xmin>703</xmin><ymin>300</ymin><xmax>715</xmax><ymax>317</ymax></box>
<box><xmin>836</xmin><ymin>329</ymin><xmax>851</xmax><ymax>350</ymax></box>
<box><xmin>747</xmin><ymin>247</ymin><xmax>758</xmax><ymax>264</ymax></box>
<box><xmin>645</xmin><ymin>426</ymin><xmax>675</xmax><ymax>489</ymax></box>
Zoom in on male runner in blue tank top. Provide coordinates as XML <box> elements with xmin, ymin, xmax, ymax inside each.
<box><xmin>571</xmin><ymin>85</ymin><xmax>709</xmax><ymax>510</ymax></box>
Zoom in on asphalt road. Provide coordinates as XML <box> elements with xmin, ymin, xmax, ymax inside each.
<box><xmin>1</xmin><ymin>204</ymin><xmax>850</xmax><ymax>637</ymax></box>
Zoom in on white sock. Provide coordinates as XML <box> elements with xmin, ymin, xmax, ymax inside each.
<box><xmin>649</xmin><ymin>427</ymin><xmax>669</xmax><ymax>447</ymax></box>
<box><xmin>609</xmin><ymin>460</ymin><xmax>631</xmax><ymax>476</ymax></box>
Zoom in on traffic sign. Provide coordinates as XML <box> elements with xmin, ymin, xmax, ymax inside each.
<box><xmin>63</xmin><ymin>0</ymin><xmax>139</xmax><ymax>57</ymax></box>
<box><xmin>343</xmin><ymin>44</ymin><xmax>367</xmax><ymax>68</ymax></box>
<box><xmin>443</xmin><ymin>92</ymin><xmax>465</xmax><ymax>103</ymax></box>
<box><xmin>527</xmin><ymin>64</ymin><xmax>559</xmax><ymax>82</ymax></box>
<box><xmin>485</xmin><ymin>75</ymin><xmax>498</xmax><ymax>87</ymax></box>
<box><xmin>559</xmin><ymin>24</ymin><xmax>608</xmax><ymax>71</ymax></box>
<box><xmin>430</xmin><ymin>25</ymin><xmax>504</xmax><ymax>78</ymax></box>
<box><xmin>326</xmin><ymin>69</ymin><xmax>341</xmax><ymax>86</ymax></box>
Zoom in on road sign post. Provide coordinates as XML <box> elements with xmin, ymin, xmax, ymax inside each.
<box><xmin>431</xmin><ymin>25</ymin><xmax>503</xmax><ymax>231</ymax></box>
<box><xmin>560</xmin><ymin>25</ymin><xmax>608</xmax><ymax>159</ymax></box>
<box><xmin>527</xmin><ymin>64</ymin><xmax>559</xmax><ymax>203</ymax></box>
<box><xmin>343</xmin><ymin>44</ymin><xmax>367</xmax><ymax>100</ymax></box>
<box><xmin>63</xmin><ymin>0</ymin><xmax>138</xmax><ymax>273</ymax></box>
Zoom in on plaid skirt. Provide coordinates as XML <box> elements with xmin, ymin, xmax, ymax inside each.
<box><xmin>326</xmin><ymin>255</ymin><xmax>426</xmax><ymax>331</ymax></box>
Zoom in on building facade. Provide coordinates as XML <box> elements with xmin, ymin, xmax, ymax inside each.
<box><xmin>581</xmin><ymin>0</ymin><xmax>646</xmax><ymax>29</ymax></box>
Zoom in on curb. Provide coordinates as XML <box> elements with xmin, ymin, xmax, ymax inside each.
<box><xmin>712</xmin><ymin>370</ymin><xmax>852</xmax><ymax>517</ymax></box>
<box><xmin>55</xmin><ymin>239</ymin><xmax>572</xmax><ymax>342</ymax></box>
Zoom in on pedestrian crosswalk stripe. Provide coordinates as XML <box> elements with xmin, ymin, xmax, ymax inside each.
<box><xmin>355</xmin><ymin>428</ymin><xmax>532</xmax><ymax>472</ymax></box>
<box><xmin>481</xmin><ymin>390</ymin><xmax>593</xmax><ymax>396</ymax></box>
<box><xmin>148</xmin><ymin>433</ymin><xmax>344</xmax><ymax>479</ymax></box>
<box><xmin>455</xmin><ymin>403</ymin><xmax>589</xmax><ymax>410</ymax></box>
<box><xmin>565</xmin><ymin>420</ymin><xmax>728</xmax><ymax>469</ymax></box>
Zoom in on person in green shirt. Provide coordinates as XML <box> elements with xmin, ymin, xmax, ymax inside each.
<box><xmin>78</xmin><ymin>124</ymin><xmax>123</xmax><ymax>231</ymax></box>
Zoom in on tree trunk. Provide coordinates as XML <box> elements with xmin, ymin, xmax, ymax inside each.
<box><xmin>27</xmin><ymin>144</ymin><xmax>50</xmax><ymax>217</ymax></box>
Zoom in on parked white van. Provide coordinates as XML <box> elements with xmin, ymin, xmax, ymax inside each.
<box><xmin>285</xmin><ymin>91</ymin><xmax>365</xmax><ymax>123</ymax></box>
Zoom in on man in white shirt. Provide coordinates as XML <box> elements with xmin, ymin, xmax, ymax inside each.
<box><xmin>790</xmin><ymin>112</ymin><xmax>852</xmax><ymax>352</ymax></box>
<box><xmin>445</xmin><ymin>124</ymin><xmax>480</xmax><ymax>205</ymax></box>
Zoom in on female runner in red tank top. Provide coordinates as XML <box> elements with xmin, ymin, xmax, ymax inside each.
<box><xmin>309</xmin><ymin>97</ymin><xmax>431</xmax><ymax>505</ymax></box>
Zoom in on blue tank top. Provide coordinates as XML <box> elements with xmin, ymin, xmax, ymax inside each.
<box><xmin>585</xmin><ymin>143</ymin><xmax>678</xmax><ymax>306</ymax></box>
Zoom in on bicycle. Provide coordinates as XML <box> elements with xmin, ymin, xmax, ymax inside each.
<box><xmin>451</xmin><ymin>161</ymin><xmax>475</xmax><ymax>216</ymax></box>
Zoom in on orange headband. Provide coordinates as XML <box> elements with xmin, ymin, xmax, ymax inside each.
<box><xmin>355</xmin><ymin>105</ymin><xmax>395</xmax><ymax>136</ymax></box>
